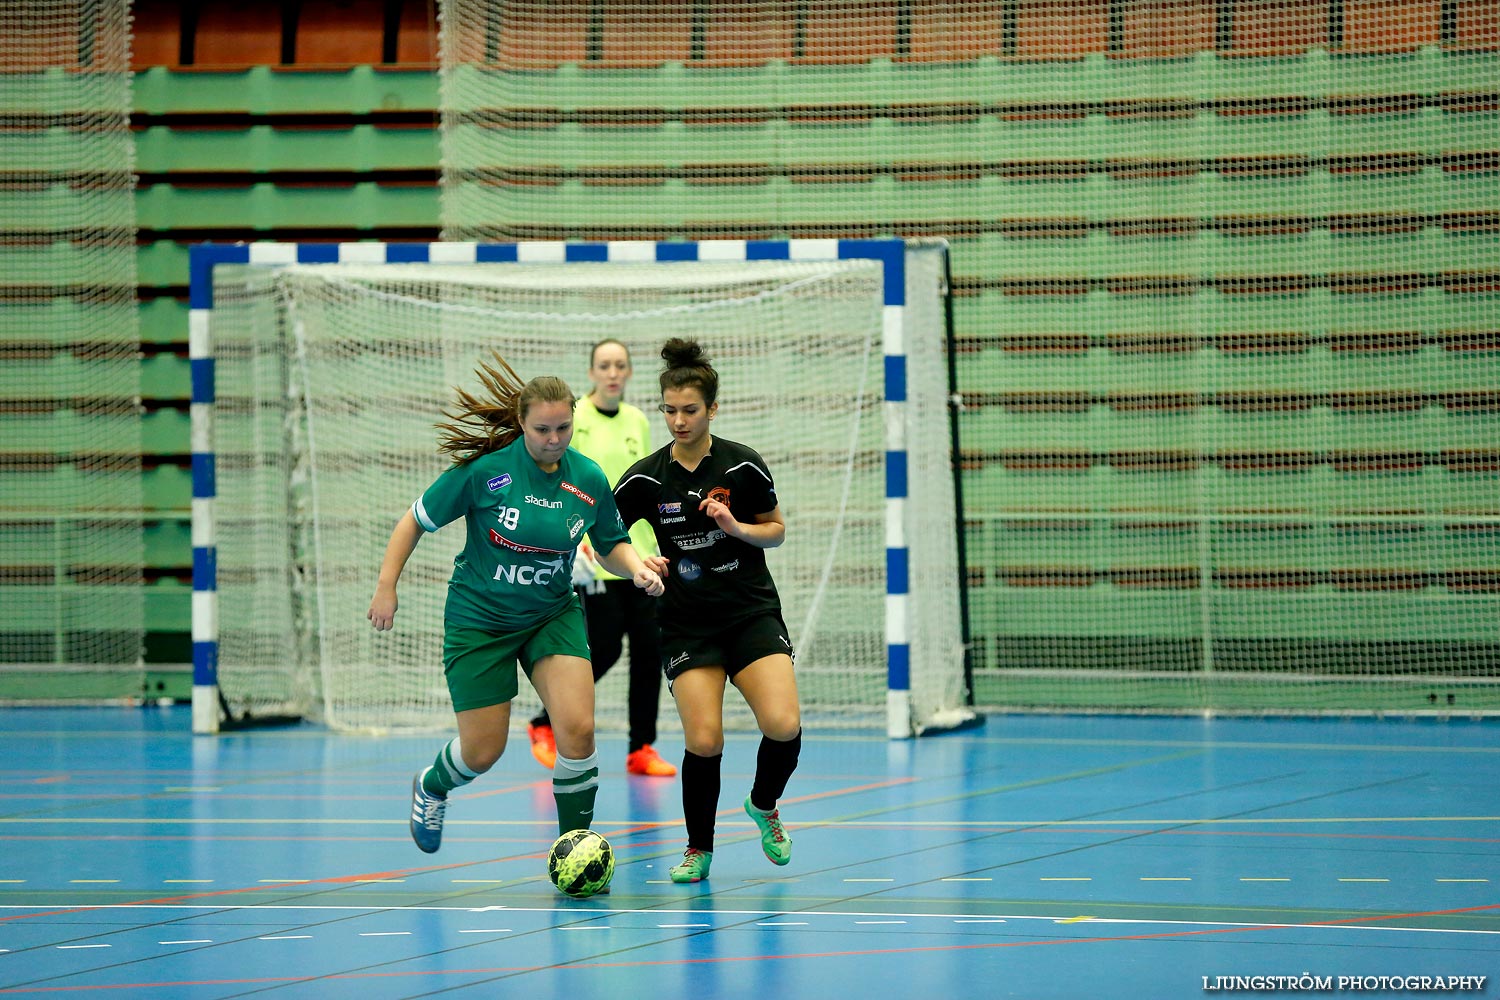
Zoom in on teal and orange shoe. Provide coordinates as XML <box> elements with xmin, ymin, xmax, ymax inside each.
<box><xmin>744</xmin><ymin>795</ymin><xmax>791</xmax><ymax>866</ymax></box>
<box><xmin>668</xmin><ymin>847</ymin><xmax>713</xmax><ymax>883</ymax></box>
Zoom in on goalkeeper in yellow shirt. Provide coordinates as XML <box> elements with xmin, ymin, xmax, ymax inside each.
<box><xmin>528</xmin><ymin>339</ymin><xmax>677</xmax><ymax>778</ymax></box>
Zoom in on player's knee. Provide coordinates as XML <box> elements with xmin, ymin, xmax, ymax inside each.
<box><xmin>760</xmin><ymin>711</ymin><xmax>801</xmax><ymax>743</ymax></box>
<box><xmin>682</xmin><ymin>726</ymin><xmax>724</xmax><ymax>757</ymax></box>
<box><xmin>464</xmin><ymin>737</ymin><xmax>505</xmax><ymax>773</ymax></box>
<box><xmin>552</xmin><ymin>720</ymin><xmax>596</xmax><ymax>760</ymax></box>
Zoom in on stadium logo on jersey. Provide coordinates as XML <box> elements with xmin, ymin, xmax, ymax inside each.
<box><xmin>676</xmin><ymin>558</ymin><xmax>702</xmax><ymax>582</ymax></box>
<box><xmin>567</xmin><ymin>514</ymin><xmax>585</xmax><ymax>540</ymax></box>
<box><xmin>486</xmin><ymin>474</ymin><xmax>512</xmax><ymax>492</ymax></box>
<box><xmin>525</xmin><ymin>494</ymin><xmax>562</xmax><ymax>509</ymax></box>
<box><xmin>658</xmin><ymin>502</ymin><xmax>681</xmax><ymax>514</ymax></box>
<box><xmin>707</xmin><ymin>486</ymin><xmax>731</xmax><ymax>507</ymax></box>
<box><xmin>560</xmin><ymin>481</ymin><xmax>595</xmax><ymax>505</ymax></box>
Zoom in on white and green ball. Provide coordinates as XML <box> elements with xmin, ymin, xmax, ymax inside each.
<box><xmin>547</xmin><ymin>829</ymin><xmax>614</xmax><ymax>898</ymax></box>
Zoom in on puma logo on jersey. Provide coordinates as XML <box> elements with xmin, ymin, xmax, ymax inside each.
<box><xmin>686</xmin><ymin>489</ymin><xmax>703</xmax><ymax>499</ymax></box>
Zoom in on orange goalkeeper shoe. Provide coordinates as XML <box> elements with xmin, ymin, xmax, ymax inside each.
<box><xmin>528</xmin><ymin>721</ymin><xmax>557</xmax><ymax>769</ymax></box>
<box><xmin>625</xmin><ymin>744</ymin><xmax>677</xmax><ymax>777</ymax></box>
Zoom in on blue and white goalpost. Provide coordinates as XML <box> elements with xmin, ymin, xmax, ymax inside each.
<box><xmin>190</xmin><ymin>239</ymin><xmax>969</xmax><ymax>737</ymax></box>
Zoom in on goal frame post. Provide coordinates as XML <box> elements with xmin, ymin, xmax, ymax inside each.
<box><xmin>188</xmin><ymin>238</ymin><xmax>965</xmax><ymax>737</ymax></box>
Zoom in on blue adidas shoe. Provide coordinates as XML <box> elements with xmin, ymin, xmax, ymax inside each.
<box><xmin>409</xmin><ymin>769</ymin><xmax>447</xmax><ymax>854</ymax></box>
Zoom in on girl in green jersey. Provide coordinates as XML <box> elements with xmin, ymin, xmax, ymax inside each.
<box><xmin>368</xmin><ymin>353</ymin><xmax>664</xmax><ymax>854</ymax></box>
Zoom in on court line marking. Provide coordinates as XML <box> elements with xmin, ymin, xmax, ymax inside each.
<box><xmin>158</xmin><ymin>940</ymin><xmax>212</xmax><ymax>945</ymax></box>
<box><xmin>4</xmin><ymin>903</ymin><xmax>1494</xmax><ymax>937</ymax></box>
<box><xmin>2</xmin><ymin>768</ymin><xmax>1474</xmax><ymax>981</ymax></box>
<box><xmin>6</xmin><ymin>902</ymin><xmax>1500</xmax><ymax>994</ymax></box>
<box><xmin>10</xmin><ymin>814</ymin><xmax>1500</xmax><ymax>827</ymax></box>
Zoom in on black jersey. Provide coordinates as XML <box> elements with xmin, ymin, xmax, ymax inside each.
<box><xmin>614</xmin><ymin>436</ymin><xmax>783</xmax><ymax>634</ymax></box>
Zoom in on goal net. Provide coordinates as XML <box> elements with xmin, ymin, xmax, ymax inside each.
<box><xmin>0</xmin><ymin>0</ymin><xmax>141</xmax><ymax>693</ymax></box>
<box><xmin>437</xmin><ymin>2</ymin><xmax>1500</xmax><ymax>717</ymax></box>
<box><xmin>200</xmin><ymin>243</ymin><xmax>965</xmax><ymax>735</ymax></box>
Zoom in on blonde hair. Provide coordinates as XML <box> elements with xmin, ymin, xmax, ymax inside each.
<box><xmin>436</xmin><ymin>351</ymin><xmax>575</xmax><ymax>464</ymax></box>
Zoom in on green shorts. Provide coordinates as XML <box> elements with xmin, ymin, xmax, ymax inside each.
<box><xmin>442</xmin><ymin>600</ymin><xmax>591</xmax><ymax>713</ymax></box>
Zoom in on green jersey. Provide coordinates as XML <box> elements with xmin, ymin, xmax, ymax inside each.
<box><xmin>571</xmin><ymin>395</ymin><xmax>657</xmax><ymax>580</ymax></box>
<box><xmin>412</xmin><ymin>437</ymin><xmax>629</xmax><ymax>631</ymax></box>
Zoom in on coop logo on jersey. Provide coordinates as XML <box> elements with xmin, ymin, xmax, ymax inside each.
<box><xmin>676</xmin><ymin>558</ymin><xmax>702</xmax><ymax>582</ymax></box>
<box><xmin>560</xmin><ymin>481</ymin><xmax>595</xmax><ymax>506</ymax></box>
<box><xmin>486</xmin><ymin>474</ymin><xmax>512</xmax><ymax>492</ymax></box>
<box><xmin>658</xmin><ymin>502</ymin><xmax>681</xmax><ymax>514</ymax></box>
<box><xmin>568</xmin><ymin>514</ymin><xmax>586</xmax><ymax>540</ymax></box>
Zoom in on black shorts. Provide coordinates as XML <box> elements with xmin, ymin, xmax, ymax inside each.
<box><xmin>660</xmin><ymin>613</ymin><xmax>795</xmax><ymax>683</ymax></box>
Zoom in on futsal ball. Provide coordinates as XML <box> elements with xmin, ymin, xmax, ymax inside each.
<box><xmin>548</xmin><ymin>829</ymin><xmax>614</xmax><ymax>898</ymax></box>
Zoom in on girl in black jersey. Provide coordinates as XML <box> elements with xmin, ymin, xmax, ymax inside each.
<box><xmin>614</xmin><ymin>338</ymin><xmax>802</xmax><ymax>883</ymax></box>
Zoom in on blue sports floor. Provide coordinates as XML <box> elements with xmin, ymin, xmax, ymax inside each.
<box><xmin>1</xmin><ymin>707</ymin><xmax>1496</xmax><ymax>998</ymax></box>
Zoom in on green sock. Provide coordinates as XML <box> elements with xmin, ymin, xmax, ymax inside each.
<box><xmin>422</xmin><ymin>737</ymin><xmax>477</xmax><ymax>797</ymax></box>
<box><xmin>553</xmin><ymin>750</ymin><xmax>599</xmax><ymax>835</ymax></box>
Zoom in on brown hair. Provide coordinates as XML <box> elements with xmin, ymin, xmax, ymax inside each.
<box><xmin>436</xmin><ymin>351</ymin><xmax>575</xmax><ymax>464</ymax></box>
<box><xmin>590</xmin><ymin>338</ymin><xmax>630</xmax><ymax>366</ymax></box>
<box><xmin>659</xmin><ymin>337</ymin><xmax>718</xmax><ymax>405</ymax></box>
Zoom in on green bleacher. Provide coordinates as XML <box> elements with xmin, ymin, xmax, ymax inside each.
<box><xmin>4</xmin><ymin>0</ymin><xmax>1495</xmax><ymax>712</ymax></box>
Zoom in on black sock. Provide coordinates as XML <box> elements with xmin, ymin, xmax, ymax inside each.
<box><xmin>749</xmin><ymin>729</ymin><xmax>801</xmax><ymax>812</ymax></box>
<box><xmin>680</xmin><ymin>750</ymin><xmax>722</xmax><ymax>852</ymax></box>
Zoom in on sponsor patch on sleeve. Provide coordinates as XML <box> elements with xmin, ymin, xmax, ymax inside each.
<box><xmin>560</xmin><ymin>481</ymin><xmax>595</xmax><ymax>505</ymax></box>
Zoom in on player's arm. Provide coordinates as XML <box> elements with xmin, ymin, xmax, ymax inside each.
<box><xmin>700</xmin><ymin>499</ymin><xmax>785</xmax><ymax>549</ymax></box>
<box><xmin>596</xmin><ymin>541</ymin><xmax>665</xmax><ymax>596</ymax></box>
<box><xmin>368</xmin><ymin>509</ymin><xmax>424</xmax><ymax>630</ymax></box>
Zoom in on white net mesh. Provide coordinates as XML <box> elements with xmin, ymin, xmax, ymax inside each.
<box><xmin>437</xmin><ymin>2</ymin><xmax>1500</xmax><ymax>716</ymax></box>
<box><xmin>210</xmin><ymin>255</ymin><xmax>961</xmax><ymax>733</ymax></box>
<box><xmin>0</xmin><ymin>0</ymin><xmax>141</xmax><ymax>686</ymax></box>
